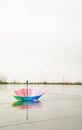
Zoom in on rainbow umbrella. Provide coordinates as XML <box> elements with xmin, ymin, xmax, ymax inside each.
<box><xmin>12</xmin><ymin>88</ymin><xmax>43</xmax><ymax>101</ymax></box>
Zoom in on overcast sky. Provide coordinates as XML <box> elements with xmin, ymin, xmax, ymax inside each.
<box><xmin>0</xmin><ymin>0</ymin><xmax>82</xmax><ymax>82</ymax></box>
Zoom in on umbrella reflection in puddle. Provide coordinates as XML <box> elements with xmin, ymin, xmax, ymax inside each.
<box><xmin>12</xmin><ymin>100</ymin><xmax>41</xmax><ymax>109</ymax></box>
<box><xmin>12</xmin><ymin>100</ymin><xmax>42</xmax><ymax>120</ymax></box>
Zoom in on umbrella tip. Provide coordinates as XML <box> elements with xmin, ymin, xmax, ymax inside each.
<box><xmin>26</xmin><ymin>80</ymin><xmax>28</xmax><ymax>85</ymax></box>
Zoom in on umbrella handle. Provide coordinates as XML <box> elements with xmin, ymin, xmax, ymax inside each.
<box><xmin>26</xmin><ymin>80</ymin><xmax>28</xmax><ymax>120</ymax></box>
<box><xmin>26</xmin><ymin>80</ymin><xmax>28</xmax><ymax>97</ymax></box>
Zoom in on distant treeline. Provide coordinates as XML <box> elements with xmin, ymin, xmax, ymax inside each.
<box><xmin>0</xmin><ymin>81</ymin><xmax>24</xmax><ymax>84</ymax></box>
<box><xmin>29</xmin><ymin>82</ymin><xmax>82</xmax><ymax>85</ymax></box>
<box><xmin>0</xmin><ymin>81</ymin><xmax>8</xmax><ymax>84</ymax></box>
<box><xmin>0</xmin><ymin>81</ymin><xmax>82</xmax><ymax>85</ymax></box>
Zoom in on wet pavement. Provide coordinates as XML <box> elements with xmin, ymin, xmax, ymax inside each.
<box><xmin>0</xmin><ymin>84</ymin><xmax>82</xmax><ymax>130</ymax></box>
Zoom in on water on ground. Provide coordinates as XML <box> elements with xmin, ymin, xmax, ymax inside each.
<box><xmin>0</xmin><ymin>84</ymin><xmax>82</xmax><ymax>130</ymax></box>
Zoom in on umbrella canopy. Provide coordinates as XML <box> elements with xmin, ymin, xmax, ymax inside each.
<box><xmin>12</xmin><ymin>88</ymin><xmax>43</xmax><ymax>101</ymax></box>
